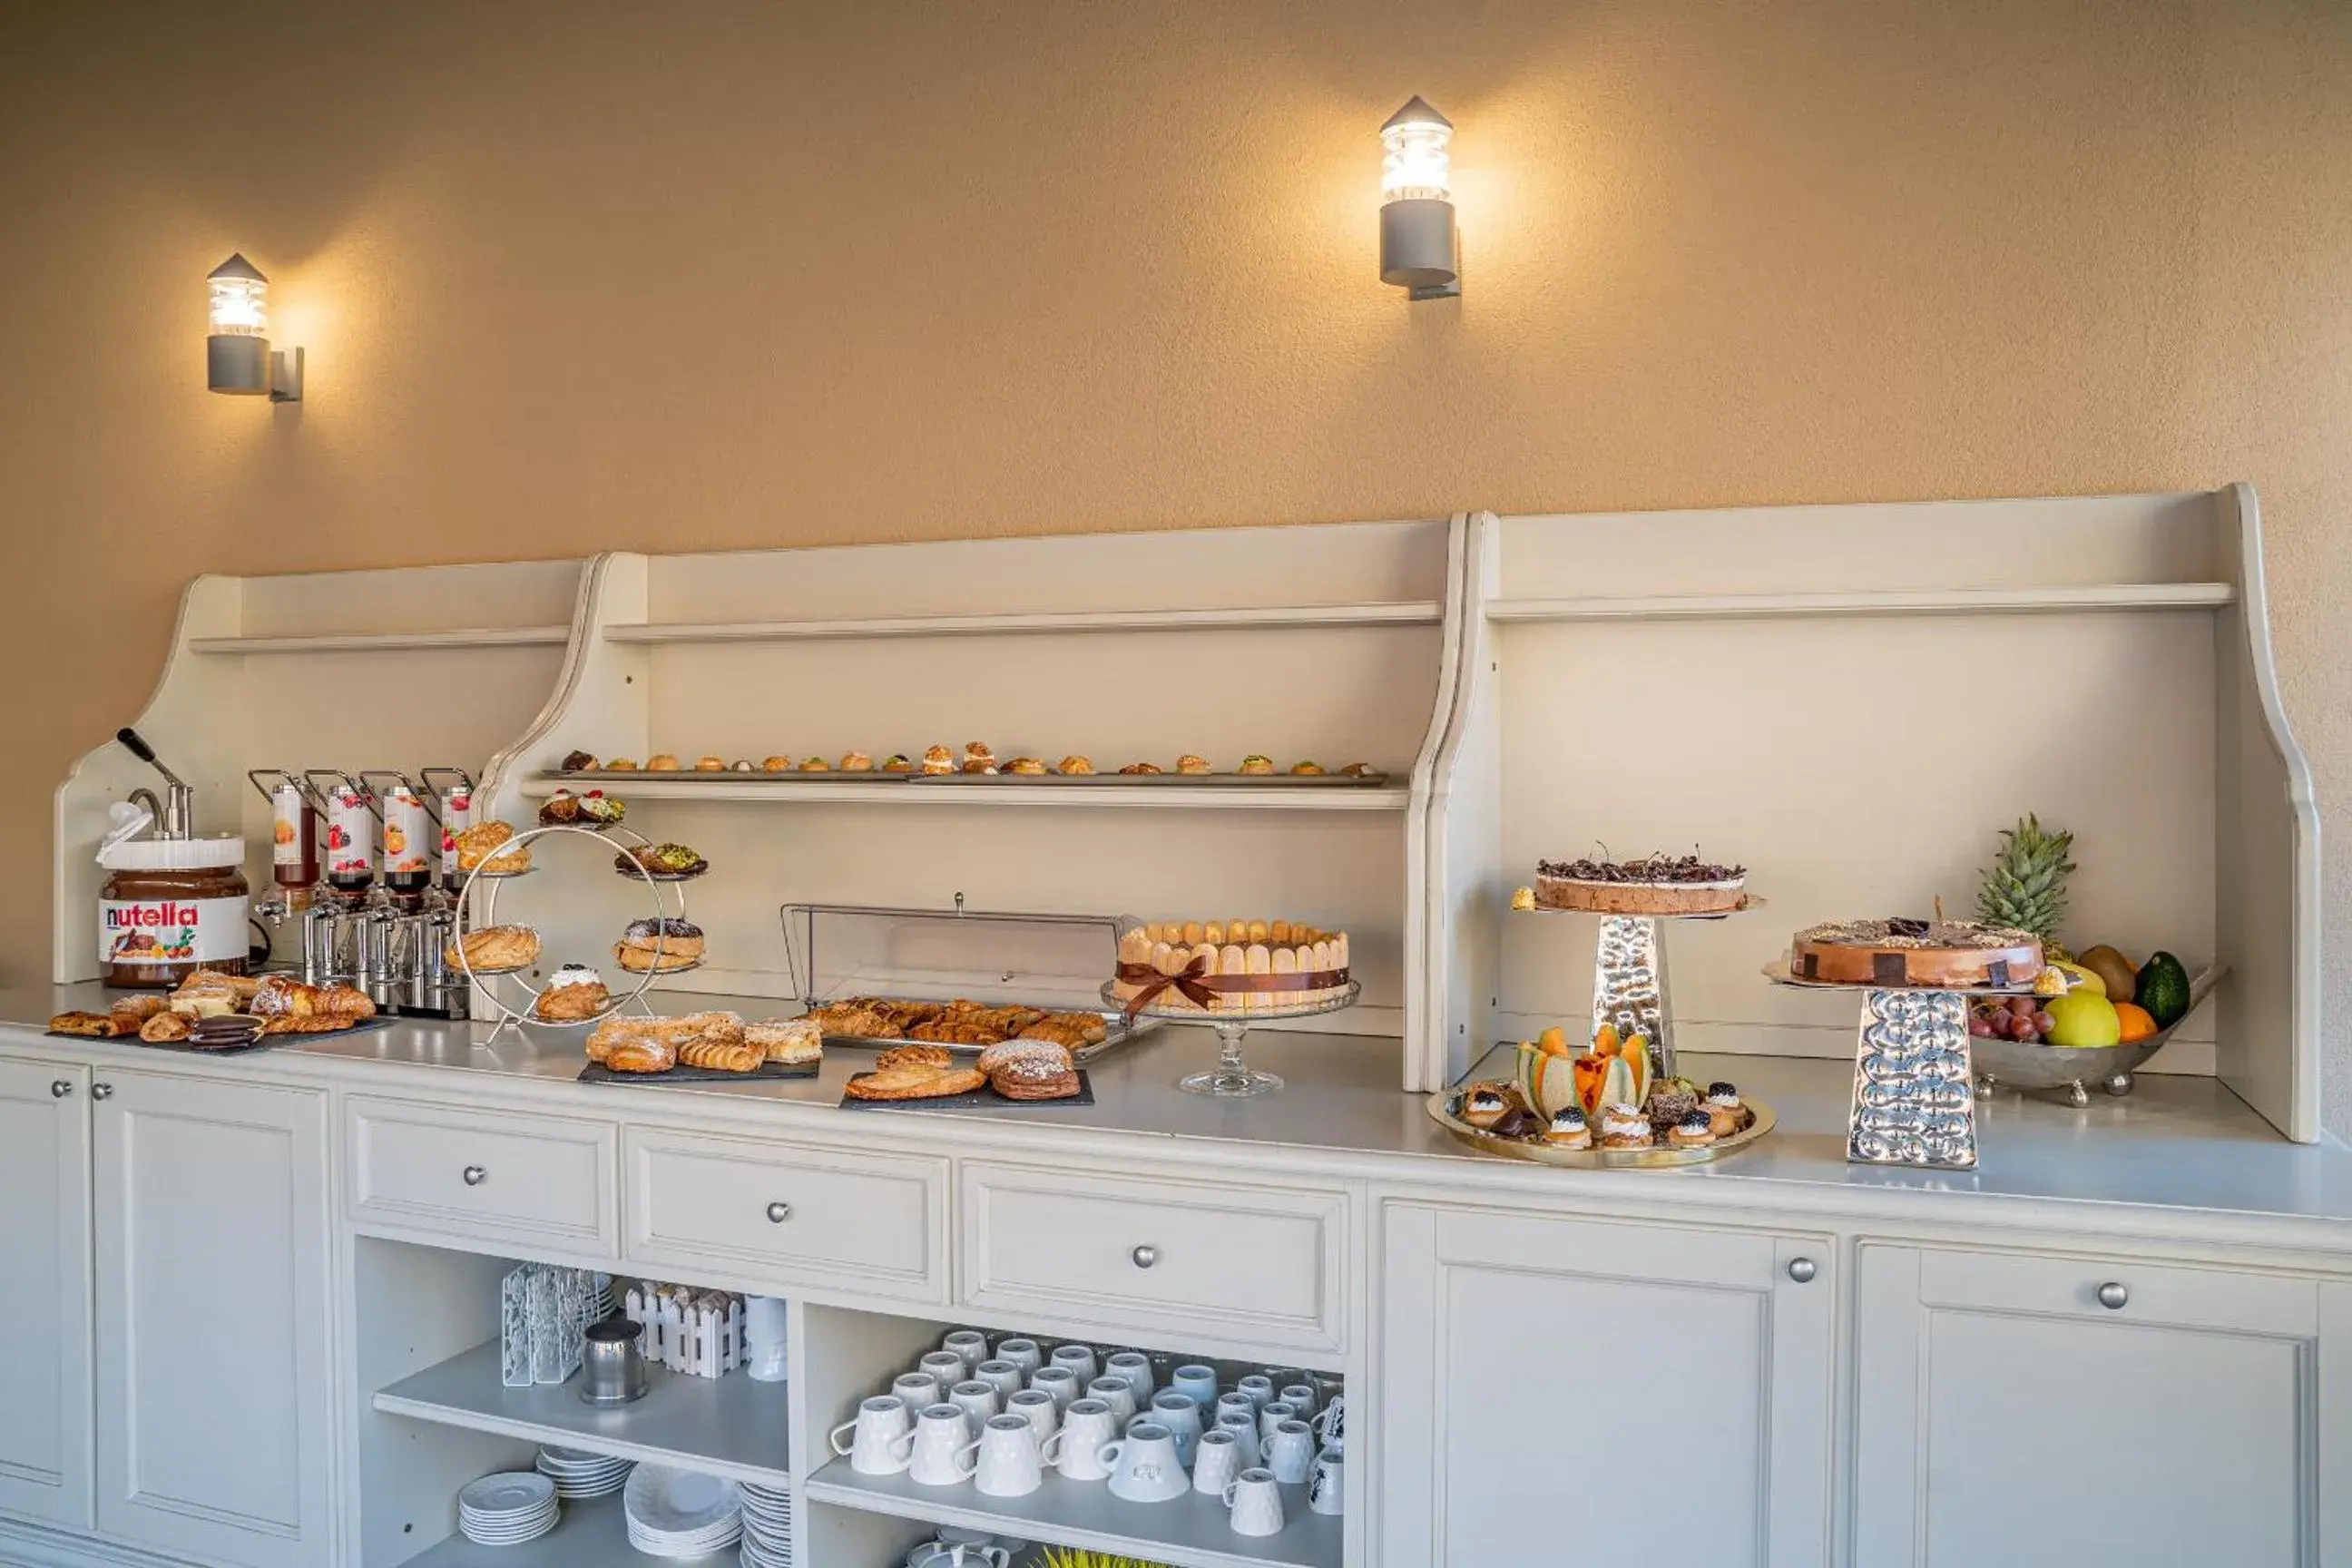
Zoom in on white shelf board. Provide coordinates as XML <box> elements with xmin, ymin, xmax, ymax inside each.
<box><xmin>1485</xmin><ymin>583</ymin><xmax>2236</xmax><ymax>623</ymax></box>
<box><xmin>516</xmin><ymin>776</ymin><xmax>1409</xmax><ymax>811</ymax></box>
<box><xmin>603</xmin><ymin>602</ymin><xmax>1444</xmax><ymax>642</ymax></box>
<box><xmin>807</xmin><ymin>1456</ymin><xmax>1340</xmax><ymax>1568</ymax></box>
<box><xmin>404</xmin><ymin>1494</ymin><xmax>655</xmax><ymax>1568</ymax></box>
<box><xmin>188</xmin><ymin>626</ymin><xmax>572</xmax><ymax>654</ymax></box>
<box><xmin>372</xmin><ymin>1341</ymin><xmax>791</xmax><ymax>1489</ymax></box>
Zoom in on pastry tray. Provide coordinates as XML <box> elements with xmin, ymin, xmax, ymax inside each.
<box><xmin>576</xmin><ymin>1059</ymin><xmax>819</xmax><ymax>1085</ymax></box>
<box><xmin>54</xmin><ymin>1014</ymin><xmax>401</xmax><ymax>1052</ymax></box>
<box><xmin>837</xmin><ymin>1071</ymin><xmax>1095</xmax><ymax>1111</ymax></box>
<box><xmin>1426</xmin><ymin>1075</ymin><xmax>1776</xmax><ymax>1169</ymax></box>
<box><xmin>544</xmin><ymin>768</ymin><xmax>1387</xmax><ymax>787</ymax></box>
<box><xmin>808</xmin><ymin>1007</ymin><xmax>1152</xmax><ymax>1066</ymax></box>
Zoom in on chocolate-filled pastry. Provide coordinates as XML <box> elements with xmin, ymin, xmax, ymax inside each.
<box><xmin>139</xmin><ymin>1010</ymin><xmax>192</xmax><ymax>1043</ymax></box>
<box><xmin>620</xmin><ymin>916</ymin><xmax>705</xmax><ymax>960</ymax></box>
<box><xmin>1488</xmin><ymin>1106</ymin><xmax>1545</xmax><ymax>1140</ymax></box>
<box><xmin>536</xmin><ymin>791</ymin><xmax>583</xmax><ymax>825</ymax></box>
<box><xmin>560</xmin><ymin>750</ymin><xmax>599</xmax><ymax>772</ymax></box>
<box><xmin>50</xmin><ymin>1010</ymin><xmax>134</xmax><ymax>1037</ymax></box>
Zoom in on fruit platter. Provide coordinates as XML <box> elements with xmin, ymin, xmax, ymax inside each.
<box><xmin>1426</xmin><ymin>1038</ymin><xmax>1775</xmax><ymax>1169</ymax></box>
<box><xmin>1968</xmin><ymin>950</ymin><xmax>2223</xmax><ymax>1104</ymax></box>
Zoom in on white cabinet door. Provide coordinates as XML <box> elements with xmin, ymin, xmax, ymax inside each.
<box><xmin>0</xmin><ymin>1058</ymin><xmax>92</xmax><ymax>1530</ymax></box>
<box><xmin>1855</xmin><ymin>1244</ymin><xmax>2347</xmax><ymax>1567</ymax></box>
<box><xmin>1378</xmin><ymin>1202</ymin><xmax>1835</xmax><ymax>1568</ymax></box>
<box><xmin>92</xmin><ymin>1071</ymin><xmax>335</xmax><ymax>1568</ymax></box>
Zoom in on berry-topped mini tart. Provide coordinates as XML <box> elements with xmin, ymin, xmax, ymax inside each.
<box><xmin>1789</xmin><ymin>916</ymin><xmax>2042</xmax><ymax>989</ymax></box>
<box><xmin>1534</xmin><ymin>852</ymin><xmax>1747</xmax><ymax>916</ymax></box>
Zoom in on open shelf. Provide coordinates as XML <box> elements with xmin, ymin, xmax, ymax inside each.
<box><xmin>806</xmin><ymin>1456</ymin><xmax>1340</xmax><ymax>1568</ymax></box>
<box><xmin>403</xmin><ymin>1493</ymin><xmax>644</xmax><ymax>1567</ymax></box>
<box><xmin>604</xmin><ymin>602</ymin><xmax>1444</xmax><ymax>643</ymax></box>
<box><xmin>187</xmin><ymin>626</ymin><xmax>573</xmax><ymax>654</ymax></box>
<box><xmin>515</xmin><ymin>775</ymin><xmax>1409</xmax><ymax>811</ymax></box>
<box><xmin>372</xmin><ymin>1342</ymin><xmax>791</xmax><ymax>1490</ymax></box>
<box><xmin>1485</xmin><ymin>583</ymin><xmax>2236</xmax><ymax>623</ymax></box>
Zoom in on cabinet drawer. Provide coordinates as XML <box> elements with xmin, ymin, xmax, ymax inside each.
<box><xmin>961</xmin><ymin>1162</ymin><xmax>1346</xmax><ymax>1355</ymax></box>
<box><xmin>625</xmin><ymin>1128</ymin><xmax>947</xmax><ymax>1304</ymax></box>
<box><xmin>348</xmin><ymin>1097</ymin><xmax>617</xmax><ymax>1257</ymax></box>
<box><xmin>1915</xmin><ymin>1245</ymin><xmax>2318</xmax><ymax>1334</ymax></box>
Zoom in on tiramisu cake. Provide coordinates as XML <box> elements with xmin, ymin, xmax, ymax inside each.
<box><xmin>1789</xmin><ymin>917</ymin><xmax>2043</xmax><ymax>989</ymax></box>
<box><xmin>1534</xmin><ymin>853</ymin><xmax>1748</xmax><ymax>916</ymax></box>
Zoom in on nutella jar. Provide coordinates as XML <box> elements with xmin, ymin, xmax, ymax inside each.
<box><xmin>98</xmin><ymin>836</ymin><xmax>250</xmax><ymax>988</ymax></box>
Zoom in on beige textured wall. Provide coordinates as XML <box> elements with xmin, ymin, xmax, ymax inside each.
<box><xmin>3</xmin><ymin>1</ymin><xmax>2347</xmax><ymax>1123</ymax></box>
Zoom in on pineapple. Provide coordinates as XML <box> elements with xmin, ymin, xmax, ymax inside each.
<box><xmin>1975</xmin><ymin>813</ymin><xmax>2076</xmax><ymax>956</ymax></box>
<box><xmin>1036</xmin><ymin>1553</ymin><xmax>1172</xmax><ymax>1568</ymax></box>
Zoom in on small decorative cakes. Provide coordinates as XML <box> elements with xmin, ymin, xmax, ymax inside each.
<box><xmin>1535</xmin><ymin>852</ymin><xmax>1747</xmax><ymax>916</ymax></box>
<box><xmin>604</xmin><ymin>757</ymin><xmax>639</xmax><ymax>771</ymax></box>
<box><xmin>920</xmin><ymin>745</ymin><xmax>956</xmax><ymax>775</ymax></box>
<box><xmin>960</xmin><ymin>741</ymin><xmax>996</xmax><ymax>774</ymax></box>
<box><xmin>1668</xmin><ymin>1112</ymin><xmax>1717</xmax><ymax>1149</ymax></box>
<box><xmin>882</xmin><ymin>754</ymin><xmax>916</xmax><ymax>773</ymax></box>
<box><xmin>1599</xmin><ymin>1102</ymin><xmax>1654</xmax><ymax>1149</ymax></box>
<box><xmin>1544</xmin><ymin>1106</ymin><xmax>1592</xmax><ymax>1149</ymax></box>
<box><xmin>534</xmin><ymin>965</ymin><xmax>611</xmax><ymax>1021</ymax></box>
<box><xmin>762</xmin><ymin>755</ymin><xmax>795</xmax><ymax>771</ymax></box>
<box><xmin>695</xmin><ymin>756</ymin><xmax>725</xmax><ymax>771</ymax></box>
<box><xmin>1237</xmin><ymin>755</ymin><xmax>1275</xmax><ymax>775</ymax></box>
<box><xmin>559</xmin><ymin>750</ymin><xmax>598</xmax><ymax>772</ymax></box>
<box><xmin>1289</xmin><ymin>761</ymin><xmax>1325</xmax><ymax>776</ymax></box>
<box><xmin>1461</xmin><ymin>1083</ymin><xmax>1513</xmax><ymax>1129</ymax></box>
<box><xmin>1004</xmin><ymin>757</ymin><xmax>1047</xmax><ymax>775</ymax></box>
<box><xmin>1703</xmin><ymin>1082</ymin><xmax>1746</xmax><ymax>1137</ymax></box>
<box><xmin>799</xmin><ymin>756</ymin><xmax>831</xmax><ymax>771</ymax></box>
<box><xmin>1176</xmin><ymin>754</ymin><xmax>1212</xmax><ymax>775</ymax></box>
<box><xmin>1119</xmin><ymin>761</ymin><xmax>1163</xmax><ymax>775</ymax></box>
<box><xmin>646</xmin><ymin>754</ymin><xmax>681</xmax><ymax>771</ymax></box>
<box><xmin>839</xmin><ymin>751</ymin><xmax>875</xmax><ymax>771</ymax></box>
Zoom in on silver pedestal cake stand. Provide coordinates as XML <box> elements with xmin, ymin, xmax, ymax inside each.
<box><xmin>1514</xmin><ymin>897</ymin><xmax>1766</xmax><ymax>1083</ymax></box>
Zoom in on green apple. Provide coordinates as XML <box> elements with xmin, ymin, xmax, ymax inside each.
<box><xmin>2043</xmin><ymin>989</ymin><xmax>2122</xmax><ymax>1049</ymax></box>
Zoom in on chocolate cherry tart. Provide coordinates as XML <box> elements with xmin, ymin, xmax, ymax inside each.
<box><xmin>1534</xmin><ymin>852</ymin><xmax>1748</xmax><ymax>916</ymax></box>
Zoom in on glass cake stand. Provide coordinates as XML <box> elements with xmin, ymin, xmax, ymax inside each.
<box><xmin>1102</xmin><ymin>979</ymin><xmax>1362</xmax><ymax>1098</ymax></box>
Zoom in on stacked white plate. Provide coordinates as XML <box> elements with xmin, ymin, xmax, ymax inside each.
<box><xmin>457</xmin><ymin>1472</ymin><xmax>559</xmax><ymax>1546</ymax></box>
<box><xmin>738</xmin><ymin>1481</ymin><xmax>792</xmax><ymax>1567</ymax></box>
<box><xmin>534</xmin><ymin>1446</ymin><xmax>632</xmax><ymax>1499</ymax></box>
<box><xmin>623</xmin><ymin>1463</ymin><xmax>741</xmax><ymax>1559</ymax></box>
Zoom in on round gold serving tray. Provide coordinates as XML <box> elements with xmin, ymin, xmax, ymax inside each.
<box><xmin>1426</xmin><ymin>1088</ymin><xmax>1777</xmax><ymax>1169</ymax></box>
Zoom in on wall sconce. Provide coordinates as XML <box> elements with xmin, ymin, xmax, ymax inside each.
<box><xmin>207</xmin><ymin>253</ymin><xmax>302</xmax><ymax>401</ymax></box>
<box><xmin>1379</xmin><ymin>97</ymin><xmax>1458</xmax><ymax>300</ymax></box>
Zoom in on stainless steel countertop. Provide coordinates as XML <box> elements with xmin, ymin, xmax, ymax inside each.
<box><xmin>10</xmin><ymin>982</ymin><xmax>2352</xmax><ymax>1239</ymax></box>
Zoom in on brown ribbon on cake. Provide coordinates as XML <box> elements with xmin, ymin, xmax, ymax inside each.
<box><xmin>1114</xmin><ymin>959</ymin><xmax>1350</xmax><ymax>1021</ymax></box>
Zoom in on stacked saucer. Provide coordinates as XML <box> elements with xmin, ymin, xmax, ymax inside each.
<box><xmin>623</xmin><ymin>1464</ymin><xmax>741</xmax><ymax>1559</ymax></box>
<box><xmin>534</xmin><ymin>1445</ymin><xmax>632</xmax><ymax>1500</ymax></box>
<box><xmin>457</xmin><ymin>1472</ymin><xmax>559</xmax><ymax>1546</ymax></box>
<box><xmin>738</xmin><ymin>1480</ymin><xmax>792</xmax><ymax>1566</ymax></box>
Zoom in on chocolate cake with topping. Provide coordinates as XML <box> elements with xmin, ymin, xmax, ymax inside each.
<box><xmin>1534</xmin><ymin>852</ymin><xmax>1748</xmax><ymax>916</ymax></box>
<box><xmin>1789</xmin><ymin>917</ymin><xmax>2043</xmax><ymax>989</ymax></box>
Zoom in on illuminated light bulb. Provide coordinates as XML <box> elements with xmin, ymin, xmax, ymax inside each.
<box><xmin>207</xmin><ymin>253</ymin><xmax>269</xmax><ymax>337</ymax></box>
<box><xmin>1380</xmin><ymin>97</ymin><xmax>1453</xmax><ymax>203</ymax></box>
<box><xmin>1377</xmin><ymin>97</ymin><xmax>1460</xmax><ymax>299</ymax></box>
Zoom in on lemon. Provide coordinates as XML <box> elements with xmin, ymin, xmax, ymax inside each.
<box><xmin>2048</xmin><ymin>960</ymin><xmax>2105</xmax><ymax>997</ymax></box>
<box><xmin>2043</xmin><ymin>990</ymin><xmax>2122</xmax><ymax>1049</ymax></box>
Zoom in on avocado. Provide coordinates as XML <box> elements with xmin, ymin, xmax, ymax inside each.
<box><xmin>2134</xmin><ymin>951</ymin><xmax>2192</xmax><ymax>1029</ymax></box>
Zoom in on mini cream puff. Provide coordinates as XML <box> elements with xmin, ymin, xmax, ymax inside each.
<box><xmin>1461</xmin><ymin>1083</ymin><xmax>1513</xmax><ymax>1130</ymax></box>
<box><xmin>1004</xmin><ymin>757</ymin><xmax>1047</xmax><ymax>775</ymax></box>
<box><xmin>761</xmin><ymin>755</ymin><xmax>795</xmax><ymax>771</ymax></box>
<box><xmin>1600</xmin><ymin>1102</ymin><xmax>1653</xmax><ymax>1149</ymax></box>
<box><xmin>645</xmin><ymin>754</ymin><xmax>681</xmax><ymax>770</ymax></box>
<box><xmin>799</xmin><ymin>757</ymin><xmax>831</xmax><ymax>772</ymax></box>
<box><xmin>695</xmin><ymin>756</ymin><xmax>725</xmax><ymax>771</ymax></box>
<box><xmin>1703</xmin><ymin>1082</ymin><xmax>1746</xmax><ymax>1138</ymax></box>
<box><xmin>1238</xmin><ymin>754</ymin><xmax>1275</xmax><ymax>775</ymax></box>
<box><xmin>605</xmin><ymin>758</ymin><xmax>640</xmax><ymax>771</ymax></box>
<box><xmin>1669</xmin><ymin>1112</ymin><xmax>1718</xmax><ymax>1150</ymax></box>
<box><xmin>1057</xmin><ymin>754</ymin><xmax>1095</xmax><ymax>775</ymax></box>
<box><xmin>1544</xmin><ymin>1106</ymin><xmax>1592</xmax><ymax>1149</ymax></box>
<box><xmin>839</xmin><ymin>751</ymin><xmax>876</xmax><ymax>771</ymax></box>
<box><xmin>1176</xmin><ymin>754</ymin><xmax>1212</xmax><ymax>775</ymax></box>
<box><xmin>921</xmin><ymin>745</ymin><xmax>956</xmax><ymax>775</ymax></box>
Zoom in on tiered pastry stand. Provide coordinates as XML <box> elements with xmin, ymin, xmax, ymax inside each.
<box><xmin>1759</xmin><ymin>961</ymin><xmax>2029</xmax><ymax>1171</ymax></box>
<box><xmin>455</xmin><ymin>823</ymin><xmax>702</xmax><ymax>1045</ymax></box>
<box><xmin>1103</xmin><ymin>979</ymin><xmax>1362</xmax><ymax>1098</ymax></box>
<box><xmin>1513</xmin><ymin>895</ymin><xmax>1765</xmax><ymax>1083</ymax></box>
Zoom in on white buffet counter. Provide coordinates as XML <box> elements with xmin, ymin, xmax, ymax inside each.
<box><xmin>3</xmin><ymin>985</ymin><xmax>2348</xmax><ymax>1568</ymax></box>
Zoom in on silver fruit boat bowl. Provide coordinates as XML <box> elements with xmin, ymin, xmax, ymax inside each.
<box><xmin>1970</xmin><ymin>963</ymin><xmax>2224</xmax><ymax>1106</ymax></box>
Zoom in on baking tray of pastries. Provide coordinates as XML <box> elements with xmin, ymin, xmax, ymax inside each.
<box><xmin>801</xmin><ymin>996</ymin><xmax>1149</xmax><ymax>1065</ymax></box>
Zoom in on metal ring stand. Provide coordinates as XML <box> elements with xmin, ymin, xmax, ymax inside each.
<box><xmin>455</xmin><ymin>822</ymin><xmax>702</xmax><ymax>1046</ymax></box>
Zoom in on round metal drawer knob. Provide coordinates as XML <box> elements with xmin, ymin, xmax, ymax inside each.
<box><xmin>1132</xmin><ymin>1245</ymin><xmax>1159</xmax><ymax>1269</ymax></box>
<box><xmin>462</xmin><ymin>1166</ymin><xmax>487</xmax><ymax>1186</ymax></box>
<box><xmin>50</xmin><ymin>1080</ymin><xmax>73</xmax><ymax>1098</ymax></box>
<box><xmin>1787</xmin><ymin>1257</ymin><xmax>1818</xmax><ymax>1284</ymax></box>
<box><xmin>91</xmin><ymin>1083</ymin><xmax>113</xmax><ymax>1102</ymax></box>
<box><xmin>2096</xmin><ymin>1281</ymin><xmax>2129</xmax><ymax>1310</ymax></box>
<box><xmin>766</xmin><ymin>1201</ymin><xmax>792</xmax><ymax>1223</ymax></box>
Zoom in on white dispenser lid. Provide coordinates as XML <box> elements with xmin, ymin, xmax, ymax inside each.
<box><xmin>97</xmin><ymin>804</ymin><xmax>244</xmax><ymax>870</ymax></box>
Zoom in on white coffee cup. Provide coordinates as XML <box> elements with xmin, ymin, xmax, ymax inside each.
<box><xmin>829</xmin><ymin>1395</ymin><xmax>916</xmax><ymax>1475</ymax></box>
<box><xmin>1102</xmin><ymin>1421</ymin><xmax>1189</xmax><ymax>1503</ymax></box>
<box><xmin>965</xmin><ymin>1412</ymin><xmax>1044</xmax><ymax>1498</ymax></box>
<box><xmin>919</xmin><ymin>1350</ymin><xmax>970</xmax><ymax>1390</ymax></box>
<box><xmin>1170</xmin><ymin>1364</ymin><xmax>1219</xmax><ymax>1408</ymax></box>
<box><xmin>941</xmin><ymin>1330</ymin><xmax>990</xmax><ymax>1373</ymax></box>
<box><xmin>1226</xmin><ymin>1466</ymin><xmax>1286</xmax><ymax>1537</ymax></box>
<box><xmin>1029</xmin><ymin>1365</ymin><xmax>1080</xmax><ymax>1416</ymax></box>
<box><xmin>906</xmin><ymin>1544</ymin><xmax>1010</xmax><ymax>1568</ymax></box>
<box><xmin>1145</xmin><ymin>1389</ymin><xmax>1204</xmax><ymax>1465</ymax></box>
<box><xmin>993</xmin><ymin>1338</ymin><xmax>1044</xmax><ymax>1376</ymax></box>
<box><xmin>1215</xmin><ymin>1391</ymin><xmax>1259</xmax><ymax>1428</ymax></box>
<box><xmin>1105</xmin><ymin>1350</ymin><xmax>1155</xmax><ymax>1400</ymax></box>
<box><xmin>907</xmin><ymin>1404</ymin><xmax>974</xmax><ymax>1487</ymax></box>
<box><xmin>1086</xmin><ymin>1375</ymin><xmax>1138</xmax><ymax>1423</ymax></box>
<box><xmin>1279</xmin><ymin>1382</ymin><xmax>1318</xmax><ymax>1417</ymax></box>
<box><xmin>1005</xmin><ymin>1387</ymin><xmax>1059</xmax><ymax>1450</ymax></box>
<box><xmin>1048</xmin><ymin>1343</ymin><xmax>1099</xmax><ymax>1386</ymax></box>
<box><xmin>743</xmin><ymin>1296</ymin><xmax>789</xmax><ymax>1383</ymax></box>
<box><xmin>1263</xmin><ymin>1417</ymin><xmax>1316</xmax><ymax>1485</ymax></box>
<box><xmin>947</xmin><ymin>1379</ymin><xmax>1000</xmax><ymax>1428</ymax></box>
<box><xmin>1191</xmin><ymin>1426</ymin><xmax>1244</xmax><ymax>1495</ymax></box>
<box><xmin>1211</xmin><ymin>1409</ymin><xmax>1263</xmax><ymax>1467</ymax></box>
<box><xmin>892</xmin><ymin>1371</ymin><xmax>943</xmax><ymax>1417</ymax></box>
<box><xmin>1308</xmin><ymin>1444</ymin><xmax>1345</xmax><ymax>1515</ymax></box>
<box><xmin>1234</xmin><ymin>1374</ymin><xmax>1276</xmax><ymax>1411</ymax></box>
<box><xmin>1054</xmin><ymin>1398</ymin><xmax>1122</xmax><ymax>1482</ymax></box>
<box><xmin>1312</xmin><ymin>1395</ymin><xmax>1346</xmax><ymax>1446</ymax></box>
<box><xmin>1258</xmin><ymin>1400</ymin><xmax>1300</xmax><ymax>1440</ymax></box>
<box><xmin>973</xmin><ymin>1358</ymin><xmax>1025</xmax><ymax>1403</ymax></box>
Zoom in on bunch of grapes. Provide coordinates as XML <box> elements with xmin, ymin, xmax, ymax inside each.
<box><xmin>1970</xmin><ymin>994</ymin><xmax>2056</xmax><ymax>1043</ymax></box>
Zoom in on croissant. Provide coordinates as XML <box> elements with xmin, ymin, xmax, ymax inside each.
<box><xmin>677</xmin><ymin>1038</ymin><xmax>761</xmax><ymax>1073</ymax></box>
<box><xmin>602</xmin><ymin>1040</ymin><xmax>678</xmax><ymax>1073</ymax></box>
